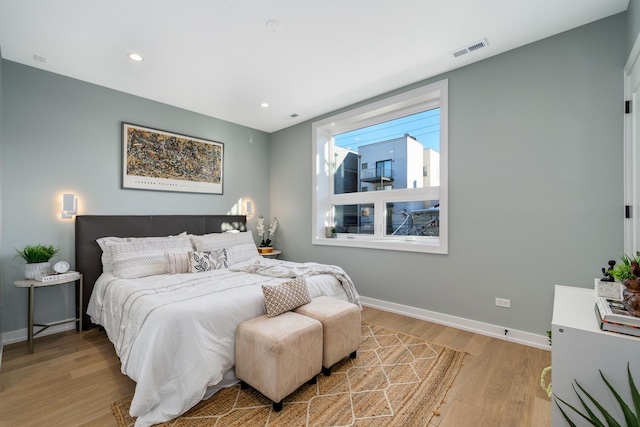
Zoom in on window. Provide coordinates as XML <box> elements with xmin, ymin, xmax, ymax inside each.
<box><xmin>312</xmin><ymin>80</ymin><xmax>448</xmax><ymax>254</ymax></box>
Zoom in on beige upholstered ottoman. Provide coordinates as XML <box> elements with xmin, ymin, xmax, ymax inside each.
<box><xmin>295</xmin><ymin>296</ymin><xmax>361</xmax><ymax>376</ymax></box>
<box><xmin>235</xmin><ymin>312</ymin><xmax>323</xmax><ymax>411</ymax></box>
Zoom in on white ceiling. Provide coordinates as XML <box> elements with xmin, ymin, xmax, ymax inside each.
<box><xmin>0</xmin><ymin>0</ymin><xmax>629</xmax><ymax>133</ymax></box>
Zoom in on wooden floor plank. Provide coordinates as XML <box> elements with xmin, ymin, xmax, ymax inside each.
<box><xmin>0</xmin><ymin>306</ymin><xmax>551</xmax><ymax>426</ymax></box>
<box><xmin>434</xmin><ymin>399</ymin><xmax>499</xmax><ymax>427</ymax></box>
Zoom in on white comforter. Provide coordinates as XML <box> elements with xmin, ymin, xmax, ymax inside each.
<box><xmin>86</xmin><ymin>257</ymin><xmax>357</xmax><ymax>427</ymax></box>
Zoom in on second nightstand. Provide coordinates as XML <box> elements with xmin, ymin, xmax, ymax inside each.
<box><xmin>260</xmin><ymin>250</ymin><xmax>282</xmax><ymax>259</ymax></box>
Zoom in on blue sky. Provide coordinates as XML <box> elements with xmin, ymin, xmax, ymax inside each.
<box><xmin>334</xmin><ymin>108</ymin><xmax>440</xmax><ymax>152</ymax></box>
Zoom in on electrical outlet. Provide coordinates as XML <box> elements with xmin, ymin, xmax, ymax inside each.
<box><xmin>495</xmin><ymin>298</ymin><xmax>511</xmax><ymax>308</ymax></box>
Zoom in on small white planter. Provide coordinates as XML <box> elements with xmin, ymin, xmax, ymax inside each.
<box><xmin>24</xmin><ymin>262</ymin><xmax>50</xmax><ymax>280</ymax></box>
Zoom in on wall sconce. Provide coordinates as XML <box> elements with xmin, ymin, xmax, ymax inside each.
<box><xmin>61</xmin><ymin>193</ymin><xmax>78</xmax><ymax>219</ymax></box>
<box><xmin>244</xmin><ymin>200</ymin><xmax>254</xmax><ymax>218</ymax></box>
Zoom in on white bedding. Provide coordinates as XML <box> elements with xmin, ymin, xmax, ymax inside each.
<box><xmin>87</xmin><ymin>257</ymin><xmax>357</xmax><ymax>427</ymax></box>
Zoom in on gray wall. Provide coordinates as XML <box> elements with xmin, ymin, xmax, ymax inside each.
<box><xmin>1</xmin><ymin>62</ymin><xmax>270</xmax><ymax>333</ymax></box>
<box><xmin>0</xmin><ymin>47</ymin><xmax>4</xmax><ymax>359</ymax></box>
<box><xmin>629</xmin><ymin>0</ymin><xmax>640</xmax><ymax>55</ymax></box>
<box><xmin>270</xmin><ymin>14</ymin><xmax>626</xmax><ymax>336</ymax></box>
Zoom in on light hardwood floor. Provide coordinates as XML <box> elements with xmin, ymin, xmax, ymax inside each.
<box><xmin>0</xmin><ymin>306</ymin><xmax>551</xmax><ymax>426</ymax></box>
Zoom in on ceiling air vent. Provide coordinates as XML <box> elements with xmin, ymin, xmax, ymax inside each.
<box><xmin>283</xmin><ymin>113</ymin><xmax>301</xmax><ymax>120</ymax></box>
<box><xmin>33</xmin><ymin>53</ymin><xmax>47</xmax><ymax>63</ymax></box>
<box><xmin>451</xmin><ymin>38</ymin><xmax>488</xmax><ymax>59</ymax></box>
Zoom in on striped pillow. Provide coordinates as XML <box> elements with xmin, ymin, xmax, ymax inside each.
<box><xmin>165</xmin><ymin>252</ymin><xmax>190</xmax><ymax>274</ymax></box>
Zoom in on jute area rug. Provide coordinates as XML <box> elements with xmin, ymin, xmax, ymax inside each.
<box><xmin>113</xmin><ymin>322</ymin><xmax>466</xmax><ymax>427</ymax></box>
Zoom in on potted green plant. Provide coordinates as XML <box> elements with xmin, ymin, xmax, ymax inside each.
<box><xmin>15</xmin><ymin>244</ymin><xmax>59</xmax><ymax>279</ymax></box>
<box><xmin>611</xmin><ymin>255</ymin><xmax>640</xmax><ymax>282</ymax></box>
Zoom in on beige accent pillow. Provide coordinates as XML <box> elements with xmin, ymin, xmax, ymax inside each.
<box><xmin>262</xmin><ymin>277</ymin><xmax>311</xmax><ymax>318</ymax></box>
<box><xmin>165</xmin><ymin>252</ymin><xmax>191</xmax><ymax>274</ymax></box>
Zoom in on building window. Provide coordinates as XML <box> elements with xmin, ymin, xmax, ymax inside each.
<box><xmin>312</xmin><ymin>80</ymin><xmax>448</xmax><ymax>254</ymax></box>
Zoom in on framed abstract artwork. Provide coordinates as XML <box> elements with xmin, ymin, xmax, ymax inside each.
<box><xmin>122</xmin><ymin>123</ymin><xmax>224</xmax><ymax>194</ymax></box>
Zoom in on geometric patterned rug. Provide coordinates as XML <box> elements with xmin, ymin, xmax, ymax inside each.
<box><xmin>112</xmin><ymin>322</ymin><xmax>466</xmax><ymax>426</ymax></box>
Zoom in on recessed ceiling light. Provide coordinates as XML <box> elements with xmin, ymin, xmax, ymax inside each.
<box><xmin>265</xmin><ymin>19</ymin><xmax>283</xmax><ymax>32</ymax></box>
<box><xmin>128</xmin><ymin>53</ymin><xmax>144</xmax><ymax>62</ymax></box>
<box><xmin>260</xmin><ymin>102</ymin><xmax>270</xmax><ymax>108</ymax></box>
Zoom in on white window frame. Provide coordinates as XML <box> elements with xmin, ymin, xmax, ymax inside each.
<box><xmin>312</xmin><ymin>79</ymin><xmax>448</xmax><ymax>254</ymax></box>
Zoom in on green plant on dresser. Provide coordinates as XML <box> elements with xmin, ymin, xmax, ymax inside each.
<box><xmin>611</xmin><ymin>255</ymin><xmax>640</xmax><ymax>283</ymax></box>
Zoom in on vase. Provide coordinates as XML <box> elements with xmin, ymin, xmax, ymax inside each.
<box><xmin>25</xmin><ymin>262</ymin><xmax>51</xmax><ymax>279</ymax></box>
<box><xmin>258</xmin><ymin>247</ymin><xmax>273</xmax><ymax>254</ymax></box>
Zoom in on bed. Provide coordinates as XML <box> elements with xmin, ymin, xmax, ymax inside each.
<box><xmin>75</xmin><ymin>214</ymin><xmax>360</xmax><ymax>427</ymax></box>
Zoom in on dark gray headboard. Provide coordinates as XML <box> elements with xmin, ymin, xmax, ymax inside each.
<box><xmin>75</xmin><ymin>214</ymin><xmax>247</xmax><ymax>329</ymax></box>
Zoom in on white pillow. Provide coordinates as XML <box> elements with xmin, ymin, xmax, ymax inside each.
<box><xmin>107</xmin><ymin>238</ymin><xmax>194</xmax><ymax>279</ymax></box>
<box><xmin>227</xmin><ymin>243</ymin><xmax>260</xmax><ymax>265</ymax></box>
<box><xmin>192</xmin><ymin>231</ymin><xmax>258</xmax><ymax>265</ymax></box>
<box><xmin>97</xmin><ymin>233</ymin><xmax>192</xmax><ymax>273</ymax></box>
<box><xmin>96</xmin><ymin>236</ymin><xmax>128</xmax><ymax>273</ymax></box>
<box><xmin>128</xmin><ymin>232</ymin><xmax>189</xmax><ymax>243</ymax></box>
<box><xmin>192</xmin><ymin>230</ymin><xmax>255</xmax><ymax>250</ymax></box>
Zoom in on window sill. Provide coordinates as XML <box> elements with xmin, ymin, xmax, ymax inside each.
<box><xmin>312</xmin><ymin>236</ymin><xmax>447</xmax><ymax>254</ymax></box>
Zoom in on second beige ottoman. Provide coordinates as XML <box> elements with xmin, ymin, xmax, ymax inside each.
<box><xmin>235</xmin><ymin>311</ymin><xmax>323</xmax><ymax>411</ymax></box>
<box><xmin>295</xmin><ymin>296</ymin><xmax>361</xmax><ymax>376</ymax></box>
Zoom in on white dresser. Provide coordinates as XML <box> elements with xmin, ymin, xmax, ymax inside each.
<box><xmin>551</xmin><ymin>285</ymin><xmax>640</xmax><ymax>425</ymax></box>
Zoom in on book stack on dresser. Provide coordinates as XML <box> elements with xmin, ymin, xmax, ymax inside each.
<box><xmin>594</xmin><ymin>296</ymin><xmax>640</xmax><ymax>337</ymax></box>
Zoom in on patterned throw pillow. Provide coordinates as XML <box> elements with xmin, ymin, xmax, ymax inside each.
<box><xmin>262</xmin><ymin>277</ymin><xmax>311</xmax><ymax>317</ymax></box>
<box><xmin>188</xmin><ymin>249</ymin><xmax>228</xmax><ymax>273</ymax></box>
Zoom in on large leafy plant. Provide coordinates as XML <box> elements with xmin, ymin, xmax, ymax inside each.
<box><xmin>555</xmin><ymin>363</ymin><xmax>640</xmax><ymax>427</ymax></box>
<box><xmin>15</xmin><ymin>244</ymin><xmax>59</xmax><ymax>263</ymax></box>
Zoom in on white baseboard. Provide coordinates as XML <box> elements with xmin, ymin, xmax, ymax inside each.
<box><xmin>1</xmin><ymin>300</ymin><xmax>551</xmax><ymax>351</ymax></box>
<box><xmin>2</xmin><ymin>319</ymin><xmax>77</xmax><ymax>346</ymax></box>
<box><xmin>360</xmin><ymin>296</ymin><xmax>551</xmax><ymax>350</ymax></box>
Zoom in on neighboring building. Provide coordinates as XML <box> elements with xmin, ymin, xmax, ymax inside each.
<box><xmin>359</xmin><ymin>134</ymin><xmax>424</xmax><ymax>192</ymax></box>
<box><xmin>423</xmin><ymin>148</ymin><xmax>440</xmax><ymax>188</ymax></box>
<box><xmin>334</xmin><ymin>134</ymin><xmax>440</xmax><ymax>235</ymax></box>
<box><xmin>333</xmin><ymin>146</ymin><xmax>359</xmax><ymax>195</ymax></box>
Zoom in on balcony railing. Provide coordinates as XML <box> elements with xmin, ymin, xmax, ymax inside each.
<box><xmin>360</xmin><ymin>167</ymin><xmax>393</xmax><ymax>183</ymax></box>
